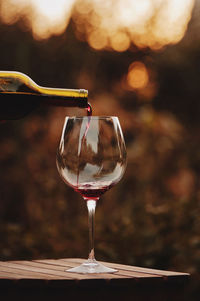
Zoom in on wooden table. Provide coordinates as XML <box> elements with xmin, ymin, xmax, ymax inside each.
<box><xmin>0</xmin><ymin>258</ymin><xmax>190</xmax><ymax>301</ymax></box>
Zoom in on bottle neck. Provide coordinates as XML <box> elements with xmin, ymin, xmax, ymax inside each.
<box><xmin>36</xmin><ymin>87</ymin><xmax>88</xmax><ymax>107</ymax></box>
<box><xmin>36</xmin><ymin>86</ymin><xmax>88</xmax><ymax>99</ymax></box>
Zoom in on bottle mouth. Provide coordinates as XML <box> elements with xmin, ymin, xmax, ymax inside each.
<box><xmin>79</xmin><ymin>89</ymin><xmax>88</xmax><ymax>99</ymax></box>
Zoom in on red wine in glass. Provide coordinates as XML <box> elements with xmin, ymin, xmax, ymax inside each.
<box><xmin>74</xmin><ymin>182</ymin><xmax>114</xmax><ymax>200</ymax></box>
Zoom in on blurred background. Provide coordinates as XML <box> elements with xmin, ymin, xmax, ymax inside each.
<box><xmin>0</xmin><ymin>0</ymin><xmax>200</xmax><ymax>299</ymax></box>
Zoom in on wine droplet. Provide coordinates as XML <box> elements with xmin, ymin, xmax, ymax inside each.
<box><xmin>86</xmin><ymin>103</ymin><xmax>92</xmax><ymax>116</ymax></box>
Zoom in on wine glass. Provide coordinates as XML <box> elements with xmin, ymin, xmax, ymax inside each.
<box><xmin>56</xmin><ymin>116</ymin><xmax>127</xmax><ymax>273</ymax></box>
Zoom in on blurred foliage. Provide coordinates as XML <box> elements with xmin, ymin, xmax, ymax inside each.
<box><xmin>1</xmin><ymin>4</ymin><xmax>200</xmax><ymax>300</ymax></box>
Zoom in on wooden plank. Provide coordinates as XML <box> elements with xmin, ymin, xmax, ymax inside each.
<box><xmin>3</xmin><ymin>261</ymin><xmax>75</xmax><ymax>279</ymax></box>
<box><xmin>0</xmin><ymin>271</ymin><xmax>25</xmax><ymax>279</ymax></box>
<box><xmin>0</xmin><ymin>264</ymin><xmax>60</xmax><ymax>279</ymax></box>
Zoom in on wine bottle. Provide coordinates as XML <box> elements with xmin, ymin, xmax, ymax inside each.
<box><xmin>0</xmin><ymin>71</ymin><xmax>88</xmax><ymax>120</ymax></box>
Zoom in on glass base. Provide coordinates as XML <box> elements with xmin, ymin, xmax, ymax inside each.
<box><xmin>66</xmin><ymin>259</ymin><xmax>117</xmax><ymax>274</ymax></box>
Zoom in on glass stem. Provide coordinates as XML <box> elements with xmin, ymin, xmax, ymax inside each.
<box><xmin>86</xmin><ymin>199</ymin><xmax>97</xmax><ymax>262</ymax></box>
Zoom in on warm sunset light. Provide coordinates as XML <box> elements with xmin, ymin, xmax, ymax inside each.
<box><xmin>0</xmin><ymin>0</ymin><xmax>195</xmax><ymax>49</ymax></box>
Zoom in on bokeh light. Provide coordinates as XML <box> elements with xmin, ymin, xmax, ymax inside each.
<box><xmin>0</xmin><ymin>0</ymin><xmax>195</xmax><ymax>48</ymax></box>
<box><xmin>0</xmin><ymin>0</ymin><xmax>76</xmax><ymax>40</ymax></box>
<box><xmin>127</xmin><ymin>61</ymin><xmax>149</xmax><ymax>90</ymax></box>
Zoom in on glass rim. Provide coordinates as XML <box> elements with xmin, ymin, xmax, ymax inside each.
<box><xmin>64</xmin><ymin>116</ymin><xmax>119</xmax><ymax>120</ymax></box>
